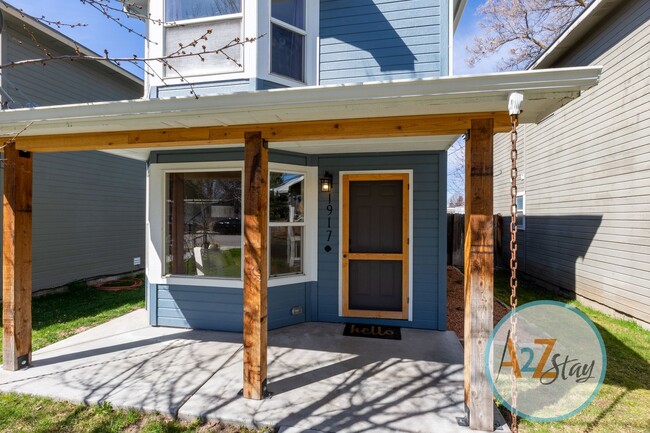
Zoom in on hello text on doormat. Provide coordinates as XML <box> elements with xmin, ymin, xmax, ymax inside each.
<box><xmin>343</xmin><ymin>323</ymin><xmax>402</xmax><ymax>340</ymax></box>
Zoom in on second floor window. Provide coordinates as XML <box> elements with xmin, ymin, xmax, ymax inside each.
<box><xmin>271</xmin><ymin>0</ymin><xmax>306</xmax><ymax>82</ymax></box>
<box><xmin>164</xmin><ymin>0</ymin><xmax>243</xmax><ymax>77</ymax></box>
<box><xmin>166</xmin><ymin>0</ymin><xmax>241</xmax><ymax>21</ymax></box>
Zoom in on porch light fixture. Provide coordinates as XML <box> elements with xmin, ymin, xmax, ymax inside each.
<box><xmin>320</xmin><ymin>172</ymin><xmax>333</xmax><ymax>192</ymax></box>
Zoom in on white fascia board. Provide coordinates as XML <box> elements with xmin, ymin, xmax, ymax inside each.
<box><xmin>0</xmin><ymin>66</ymin><xmax>601</xmax><ymax>138</ymax></box>
<box><xmin>453</xmin><ymin>0</ymin><xmax>469</xmax><ymax>32</ymax></box>
<box><xmin>0</xmin><ymin>3</ymin><xmax>143</xmax><ymax>85</ymax></box>
<box><xmin>533</xmin><ymin>0</ymin><xmax>618</xmax><ymax>69</ymax></box>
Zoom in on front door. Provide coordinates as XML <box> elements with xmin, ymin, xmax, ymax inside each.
<box><xmin>342</xmin><ymin>173</ymin><xmax>409</xmax><ymax>319</ymax></box>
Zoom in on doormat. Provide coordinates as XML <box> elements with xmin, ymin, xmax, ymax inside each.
<box><xmin>343</xmin><ymin>323</ymin><xmax>401</xmax><ymax>340</ymax></box>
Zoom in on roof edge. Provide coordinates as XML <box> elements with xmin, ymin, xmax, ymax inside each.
<box><xmin>533</xmin><ymin>0</ymin><xmax>618</xmax><ymax>69</ymax></box>
<box><xmin>453</xmin><ymin>0</ymin><xmax>469</xmax><ymax>32</ymax></box>
<box><xmin>0</xmin><ymin>2</ymin><xmax>144</xmax><ymax>85</ymax></box>
<box><xmin>0</xmin><ymin>67</ymin><xmax>602</xmax><ymax>136</ymax></box>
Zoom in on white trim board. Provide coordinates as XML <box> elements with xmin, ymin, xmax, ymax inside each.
<box><xmin>0</xmin><ymin>67</ymin><xmax>602</xmax><ymax>140</ymax></box>
<box><xmin>337</xmin><ymin>170</ymin><xmax>414</xmax><ymax>322</ymax></box>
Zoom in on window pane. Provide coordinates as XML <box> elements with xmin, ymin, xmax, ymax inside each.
<box><xmin>271</xmin><ymin>0</ymin><xmax>305</xmax><ymax>29</ymax></box>
<box><xmin>166</xmin><ymin>172</ymin><xmax>242</xmax><ymax>278</ymax></box>
<box><xmin>271</xmin><ymin>24</ymin><xmax>304</xmax><ymax>82</ymax></box>
<box><xmin>165</xmin><ymin>19</ymin><xmax>242</xmax><ymax>76</ymax></box>
<box><xmin>270</xmin><ymin>226</ymin><xmax>303</xmax><ymax>276</ymax></box>
<box><xmin>516</xmin><ymin>195</ymin><xmax>525</xmax><ymax>210</ymax></box>
<box><xmin>166</xmin><ymin>0</ymin><xmax>241</xmax><ymax>21</ymax></box>
<box><xmin>270</xmin><ymin>172</ymin><xmax>304</xmax><ymax>222</ymax></box>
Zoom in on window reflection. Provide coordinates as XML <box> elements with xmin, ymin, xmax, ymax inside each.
<box><xmin>270</xmin><ymin>172</ymin><xmax>305</xmax><ymax>276</ymax></box>
<box><xmin>166</xmin><ymin>171</ymin><xmax>242</xmax><ymax>278</ymax></box>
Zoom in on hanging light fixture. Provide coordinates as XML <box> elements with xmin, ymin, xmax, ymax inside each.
<box><xmin>320</xmin><ymin>172</ymin><xmax>333</xmax><ymax>192</ymax></box>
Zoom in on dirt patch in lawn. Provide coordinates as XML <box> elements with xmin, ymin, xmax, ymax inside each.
<box><xmin>446</xmin><ymin>265</ymin><xmax>510</xmax><ymax>340</ymax></box>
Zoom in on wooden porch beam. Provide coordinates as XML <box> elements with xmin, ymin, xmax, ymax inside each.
<box><xmin>3</xmin><ymin>143</ymin><xmax>33</xmax><ymax>371</ymax></box>
<box><xmin>464</xmin><ymin>118</ymin><xmax>494</xmax><ymax>431</ymax></box>
<box><xmin>14</xmin><ymin>112</ymin><xmax>511</xmax><ymax>153</ymax></box>
<box><xmin>242</xmin><ymin>131</ymin><xmax>268</xmax><ymax>400</ymax></box>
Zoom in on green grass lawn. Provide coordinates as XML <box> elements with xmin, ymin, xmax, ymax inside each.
<box><xmin>0</xmin><ymin>277</ymin><xmax>146</xmax><ymax>364</ymax></box>
<box><xmin>0</xmin><ymin>277</ymin><xmax>268</xmax><ymax>432</ymax></box>
<box><xmin>0</xmin><ymin>394</ymin><xmax>268</xmax><ymax>433</ymax></box>
<box><xmin>494</xmin><ymin>270</ymin><xmax>650</xmax><ymax>433</ymax></box>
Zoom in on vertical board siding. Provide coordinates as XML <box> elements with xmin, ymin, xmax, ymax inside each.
<box><xmin>0</xmin><ymin>20</ymin><xmax>145</xmax><ymax>293</ymax></box>
<box><xmin>493</xmin><ymin>0</ymin><xmax>650</xmax><ymax>323</ymax></box>
<box><xmin>317</xmin><ymin>152</ymin><xmax>445</xmax><ymax>330</ymax></box>
<box><xmin>319</xmin><ymin>0</ymin><xmax>448</xmax><ymax>84</ymax></box>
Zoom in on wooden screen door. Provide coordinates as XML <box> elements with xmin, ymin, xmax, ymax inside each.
<box><xmin>342</xmin><ymin>173</ymin><xmax>409</xmax><ymax>319</ymax></box>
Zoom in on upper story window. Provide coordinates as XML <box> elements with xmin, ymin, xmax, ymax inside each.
<box><xmin>164</xmin><ymin>0</ymin><xmax>244</xmax><ymax>77</ymax></box>
<box><xmin>270</xmin><ymin>0</ymin><xmax>306</xmax><ymax>82</ymax></box>
<box><xmin>165</xmin><ymin>0</ymin><xmax>241</xmax><ymax>21</ymax></box>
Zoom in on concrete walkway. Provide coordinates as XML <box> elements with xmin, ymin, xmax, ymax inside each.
<box><xmin>0</xmin><ymin>310</ymin><xmax>503</xmax><ymax>433</ymax></box>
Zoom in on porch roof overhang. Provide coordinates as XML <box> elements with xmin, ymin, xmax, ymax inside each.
<box><xmin>0</xmin><ymin>67</ymin><xmax>601</xmax><ymax>160</ymax></box>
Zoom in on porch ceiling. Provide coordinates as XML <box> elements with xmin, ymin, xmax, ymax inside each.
<box><xmin>0</xmin><ymin>67</ymin><xmax>601</xmax><ymax>158</ymax></box>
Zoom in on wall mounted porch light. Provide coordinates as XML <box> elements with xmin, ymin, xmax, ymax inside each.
<box><xmin>320</xmin><ymin>172</ymin><xmax>333</xmax><ymax>192</ymax></box>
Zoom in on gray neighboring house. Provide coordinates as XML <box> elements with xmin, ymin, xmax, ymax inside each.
<box><xmin>493</xmin><ymin>0</ymin><xmax>649</xmax><ymax>325</ymax></box>
<box><xmin>0</xmin><ymin>3</ymin><xmax>145</xmax><ymax>292</ymax></box>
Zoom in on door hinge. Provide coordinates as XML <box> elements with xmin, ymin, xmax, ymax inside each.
<box><xmin>407</xmin><ymin>238</ymin><xmax>410</xmax><ymax>245</ymax></box>
<box><xmin>407</xmin><ymin>297</ymin><xmax>410</xmax><ymax>304</ymax></box>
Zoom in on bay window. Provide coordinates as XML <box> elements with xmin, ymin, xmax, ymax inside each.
<box><xmin>160</xmin><ymin>165</ymin><xmax>312</xmax><ymax>284</ymax></box>
<box><xmin>270</xmin><ymin>0</ymin><xmax>306</xmax><ymax>82</ymax></box>
<box><xmin>164</xmin><ymin>0</ymin><xmax>243</xmax><ymax>77</ymax></box>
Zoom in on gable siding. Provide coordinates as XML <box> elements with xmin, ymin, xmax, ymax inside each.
<box><xmin>320</xmin><ymin>0</ymin><xmax>448</xmax><ymax>85</ymax></box>
<box><xmin>493</xmin><ymin>0</ymin><xmax>650</xmax><ymax>324</ymax></box>
<box><xmin>2</xmin><ymin>23</ymin><xmax>141</xmax><ymax>107</ymax></box>
<box><xmin>0</xmin><ymin>19</ymin><xmax>145</xmax><ymax>292</ymax></box>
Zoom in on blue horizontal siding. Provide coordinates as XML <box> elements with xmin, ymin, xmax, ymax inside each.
<box><xmin>315</xmin><ymin>151</ymin><xmax>446</xmax><ymax>330</ymax></box>
<box><xmin>320</xmin><ymin>0</ymin><xmax>449</xmax><ymax>84</ymax></box>
<box><xmin>149</xmin><ymin>148</ymin><xmax>310</xmax><ymax>165</ymax></box>
<box><xmin>154</xmin><ymin>79</ymin><xmax>252</xmax><ymax>99</ymax></box>
<box><xmin>154</xmin><ymin>283</ymin><xmax>307</xmax><ymax>331</ymax></box>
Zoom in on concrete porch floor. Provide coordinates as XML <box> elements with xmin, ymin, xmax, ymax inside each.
<box><xmin>0</xmin><ymin>310</ymin><xmax>504</xmax><ymax>433</ymax></box>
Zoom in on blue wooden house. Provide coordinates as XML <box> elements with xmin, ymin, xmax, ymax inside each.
<box><xmin>0</xmin><ymin>0</ymin><xmax>601</xmax><ymax>429</ymax></box>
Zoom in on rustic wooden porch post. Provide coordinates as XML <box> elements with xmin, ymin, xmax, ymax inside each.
<box><xmin>464</xmin><ymin>118</ymin><xmax>494</xmax><ymax>431</ymax></box>
<box><xmin>243</xmin><ymin>131</ymin><xmax>269</xmax><ymax>399</ymax></box>
<box><xmin>3</xmin><ymin>143</ymin><xmax>33</xmax><ymax>371</ymax></box>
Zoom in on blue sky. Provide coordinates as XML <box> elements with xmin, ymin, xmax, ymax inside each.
<box><xmin>454</xmin><ymin>0</ymin><xmax>501</xmax><ymax>75</ymax></box>
<box><xmin>7</xmin><ymin>0</ymin><xmax>145</xmax><ymax>76</ymax></box>
<box><xmin>7</xmin><ymin>0</ymin><xmax>497</xmax><ymax>78</ymax></box>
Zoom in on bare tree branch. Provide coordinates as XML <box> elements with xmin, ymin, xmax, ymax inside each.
<box><xmin>0</xmin><ymin>36</ymin><xmax>257</xmax><ymax>71</ymax></box>
<box><xmin>466</xmin><ymin>0</ymin><xmax>593</xmax><ymax>71</ymax></box>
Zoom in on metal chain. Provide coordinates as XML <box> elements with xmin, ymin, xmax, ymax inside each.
<box><xmin>509</xmin><ymin>114</ymin><xmax>520</xmax><ymax>432</ymax></box>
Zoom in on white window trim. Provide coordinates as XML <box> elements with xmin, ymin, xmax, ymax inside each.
<box><xmin>259</xmin><ymin>0</ymin><xmax>319</xmax><ymax>87</ymax></box>
<box><xmin>148</xmin><ymin>0</ymin><xmax>253</xmax><ymax>88</ymax></box>
<box><xmin>146</xmin><ymin>0</ymin><xmax>319</xmax><ymax>92</ymax></box>
<box><xmin>517</xmin><ymin>192</ymin><xmax>526</xmax><ymax>231</ymax></box>
<box><xmin>337</xmin><ymin>170</ymin><xmax>414</xmax><ymax>322</ymax></box>
<box><xmin>146</xmin><ymin>160</ymin><xmax>317</xmax><ymax>289</ymax></box>
<box><xmin>268</xmin><ymin>163</ymin><xmax>318</xmax><ymax>286</ymax></box>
